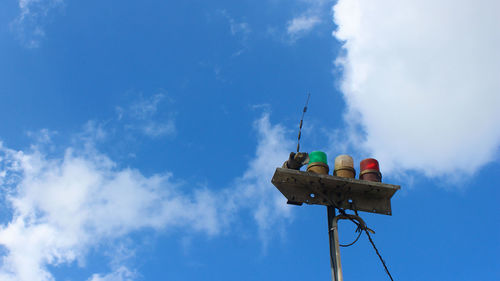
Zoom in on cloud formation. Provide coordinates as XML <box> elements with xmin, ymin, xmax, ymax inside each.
<box><xmin>0</xmin><ymin>143</ymin><xmax>222</xmax><ymax>281</ymax></box>
<box><xmin>116</xmin><ymin>93</ymin><xmax>176</xmax><ymax>138</ymax></box>
<box><xmin>286</xmin><ymin>0</ymin><xmax>331</xmax><ymax>41</ymax></box>
<box><xmin>87</xmin><ymin>267</ymin><xmax>136</xmax><ymax>281</ymax></box>
<box><xmin>333</xmin><ymin>0</ymin><xmax>500</xmax><ymax>177</ymax></box>
<box><xmin>11</xmin><ymin>0</ymin><xmax>63</xmax><ymax>48</ymax></box>
<box><xmin>216</xmin><ymin>9</ymin><xmax>251</xmax><ymax>57</ymax></box>
<box><xmin>287</xmin><ymin>15</ymin><xmax>320</xmax><ymax>36</ymax></box>
<box><xmin>0</xmin><ymin>112</ymin><xmax>293</xmax><ymax>280</ymax></box>
<box><xmin>231</xmin><ymin>113</ymin><xmax>294</xmax><ymax>242</ymax></box>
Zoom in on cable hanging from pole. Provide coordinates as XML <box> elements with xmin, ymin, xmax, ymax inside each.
<box><xmin>339</xmin><ymin>228</ymin><xmax>363</xmax><ymax>247</ymax></box>
<box><xmin>317</xmin><ymin>190</ymin><xmax>395</xmax><ymax>281</ymax></box>
<box><xmin>364</xmin><ymin>228</ymin><xmax>394</xmax><ymax>281</ymax></box>
<box><xmin>353</xmin><ymin>210</ymin><xmax>394</xmax><ymax>281</ymax></box>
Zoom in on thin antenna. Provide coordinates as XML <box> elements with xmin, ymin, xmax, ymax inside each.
<box><xmin>297</xmin><ymin>93</ymin><xmax>311</xmax><ymax>153</ymax></box>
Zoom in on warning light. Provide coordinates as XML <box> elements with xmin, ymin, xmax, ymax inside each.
<box><xmin>359</xmin><ymin>158</ymin><xmax>382</xmax><ymax>182</ymax></box>
<box><xmin>333</xmin><ymin>155</ymin><xmax>355</xmax><ymax>178</ymax></box>
<box><xmin>307</xmin><ymin>151</ymin><xmax>329</xmax><ymax>175</ymax></box>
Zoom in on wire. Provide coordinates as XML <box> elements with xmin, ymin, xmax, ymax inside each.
<box><xmin>364</xmin><ymin>229</ymin><xmax>395</xmax><ymax>281</ymax></box>
<box><xmin>339</xmin><ymin>228</ymin><xmax>362</xmax><ymax>247</ymax></box>
<box><xmin>317</xmin><ymin>190</ymin><xmax>395</xmax><ymax>281</ymax></box>
<box><xmin>353</xmin><ymin>210</ymin><xmax>395</xmax><ymax>281</ymax></box>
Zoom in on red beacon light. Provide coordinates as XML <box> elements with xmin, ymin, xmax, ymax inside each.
<box><xmin>359</xmin><ymin>158</ymin><xmax>382</xmax><ymax>182</ymax></box>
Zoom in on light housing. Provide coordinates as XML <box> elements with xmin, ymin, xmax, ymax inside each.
<box><xmin>359</xmin><ymin>158</ymin><xmax>382</xmax><ymax>182</ymax></box>
<box><xmin>333</xmin><ymin>155</ymin><xmax>355</xmax><ymax>178</ymax></box>
<box><xmin>307</xmin><ymin>151</ymin><xmax>329</xmax><ymax>175</ymax></box>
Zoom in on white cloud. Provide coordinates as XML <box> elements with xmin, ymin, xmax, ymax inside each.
<box><xmin>229</xmin><ymin>21</ymin><xmax>250</xmax><ymax>37</ymax></box>
<box><xmin>285</xmin><ymin>0</ymin><xmax>331</xmax><ymax>41</ymax></box>
<box><xmin>217</xmin><ymin>9</ymin><xmax>251</xmax><ymax>38</ymax></box>
<box><xmin>87</xmin><ymin>267</ymin><xmax>136</xmax><ymax>281</ymax></box>
<box><xmin>129</xmin><ymin>94</ymin><xmax>164</xmax><ymax>120</ymax></box>
<box><xmin>217</xmin><ymin>9</ymin><xmax>251</xmax><ymax>57</ymax></box>
<box><xmin>11</xmin><ymin>0</ymin><xmax>63</xmax><ymax>48</ymax></box>
<box><xmin>119</xmin><ymin>93</ymin><xmax>176</xmax><ymax>138</ymax></box>
<box><xmin>230</xmin><ymin>113</ymin><xmax>294</xmax><ymax>243</ymax></box>
<box><xmin>287</xmin><ymin>15</ymin><xmax>321</xmax><ymax>36</ymax></box>
<box><xmin>332</xmin><ymin>0</ymin><xmax>500</xmax><ymax>177</ymax></box>
<box><xmin>26</xmin><ymin>129</ymin><xmax>56</xmax><ymax>144</ymax></box>
<box><xmin>141</xmin><ymin>121</ymin><xmax>175</xmax><ymax>138</ymax></box>
<box><xmin>0</xmin><ymin>112</ymin><xmax>295</xmax><ymax>280</ymax></box>
<box><xmin>0</xmin><ymin>143</ymin><xmax>223</xmax><ymax>281</ymax></box>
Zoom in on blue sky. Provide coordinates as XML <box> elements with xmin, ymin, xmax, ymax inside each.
<box><xmin>0</xmin><ymin>0</ymin><xmax>499</xmax><ymax>280</ymax></box>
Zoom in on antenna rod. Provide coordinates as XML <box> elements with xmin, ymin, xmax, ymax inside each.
<box><xmin>297</xmin><ymin>93</ymin><xmax>311</xmax><ymax>153</ymax></box>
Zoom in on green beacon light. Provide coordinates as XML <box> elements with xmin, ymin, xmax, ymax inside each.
<box><xmin>307</xmin><ymin>151</ymin><xmax>329</xmax><ymax>175</ymax></box>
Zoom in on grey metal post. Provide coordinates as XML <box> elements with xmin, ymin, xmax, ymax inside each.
<box><xmin>328</xmin><ymin>206</ymin><xmax>343</xmax><ymax>281</ymax></box>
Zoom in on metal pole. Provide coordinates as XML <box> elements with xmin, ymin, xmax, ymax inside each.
<box><xmin>328</xmin><ymin>206</ymin><xmax>343</xmax><ymax>281</ymax></box>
